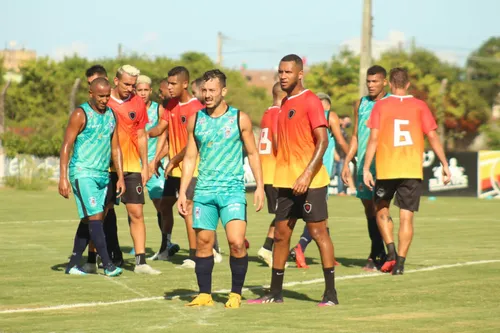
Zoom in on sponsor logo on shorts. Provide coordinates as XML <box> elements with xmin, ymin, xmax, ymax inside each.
<box><xmin>136</xmin><ymin>185</ymin><xmax>143</xmax><ymax>195</ymax></box>
<box><xmin>228</xmin><ymin>203</ymin><xmax>241</xmax><ymax>212</ymax></box>
<box><xmin>288</xmin><ymin>109</ymin><xmax>296</xmax><ymax>119</ymax></box>
<box><xmin>303</xmin><ymin>201</ymin><xmax>312</xmax><ymax>213</ymax></box>
<box><xmin>129</xmin><ymin>111</ymin><xmax>136</xmax><ymax>120</ymax></box>
<box><xmin>181</xmin><ymin>115</ymin><xmax>187</xmax><ymax>124</ymax></box>
<box><xmin>376</xmin><ymin>187</ymin><xmax>385</xmax><ymax>198</ymax></box>
<box><xmin>195</xmin><ymin>207</ymin><xmax>201</xmax><ymax>219</ymax></box>
<box><xmin>89</xmin><ymin>197</ymin><xmax>97</xmax><ymax>207</ymax></box>
<box><xmin>358</xmin><ymin>182</ymin><xmax>364</xmax><ymax>192</ymax></box>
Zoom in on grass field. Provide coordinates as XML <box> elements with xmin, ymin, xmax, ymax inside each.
<box><xmin>0</xmin><ymin>188</ymin><xmax>499</xmax><ymax>333</ymax></box>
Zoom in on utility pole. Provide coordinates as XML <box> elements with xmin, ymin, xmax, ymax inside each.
<box><xmin>359</xmin><ymin>0</ymin><xmax>372</xmax><ymax>97</ymax></box>
<box><xmin>118</xmin><ymin>43</ymin><xmax>123</xmax><ymax>59</ymax></box>
<box><xmin>69</xmin><ymin>78</ymin><xmax>81</xmax><ymax>115</ymax></box>
<box><xmin>0</xmin><ymin>80</ymin><xmax>11</xmax><ymax>147</ymax></box>
<box><xmin>438</xmin><ymin>78</ymin><xmax>448</xmax><ymax>149</ymax></box>
<box><xmin>217</xmin><ymin>32</ymin><xmax>224</xmax><ymax>67</ymax></box>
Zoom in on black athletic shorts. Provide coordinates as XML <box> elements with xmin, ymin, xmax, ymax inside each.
<box><xmin>374</xmin><ymin>178</ymin><xmax>422</xmax><ymax>212</ymax></box>
<box><xmin>275</xmin><ymin>186</ymin><xmax>328</xmax><ymax>223</ymax></box>
<box><xmin>106</xmin><ymin>172</ymin><xmax>145</xmax><ymax>205</ymax></box>
<box><xmin>162</xmin><ymin>176</ymin><xmax>196</xmax><ymax>200</ymax></box>
<box><xmin>264</xmin><ymin>184</ymin><xmax>278</xmax><ymax>214</ymax></box>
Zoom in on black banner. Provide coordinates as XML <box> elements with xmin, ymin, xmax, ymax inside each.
<box><xmin>422</xmin><ymin>151</ymin><xmax>478</xmax><ymax>197</ymax></box>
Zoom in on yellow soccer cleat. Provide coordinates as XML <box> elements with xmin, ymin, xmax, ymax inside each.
<box><xmin>225</xmin><ymin>292</ymin><xmax>242</xmax><ymax>309</ymax></box>
<box><xmin>185</xmin><ymin>293</ymin><xmax>214</xmax><ymax>307</ymax></box>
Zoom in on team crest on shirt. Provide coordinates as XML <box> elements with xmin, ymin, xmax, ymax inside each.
<box><xmin>227</xmin><ymin>116</ymin><xmax>236</xmax><ymax>124</ymax></box>
<box><xmin>129</xmin><ymin>111</ymin><xmax>136</xmax><ymax>120</ymax></box>
<box><xmin>195</xmin><ymin>207</ymin><xmax>201</xmax><ymax>219</ymax></box>
<box><xmin>136</xmin><ymin>185</ymin><xmax>143</xmax><ymax>195</ymax></box>
<box><xmin>288</xmin><ymin>109</ymin><xmax>296</xmax><ymax>119</ymax></box>
<box><xmin>181</xmin><ymin>115</ymin><xmax>187</xmax><ymax>124</ymax></box>
<box><xmin>303</xmin><ymin>201</ymin><xmax>312</xmax><ymax>213</ymax></box>
<box><xmin>224</xmin><ymin>126</ymin><xmax>231</xmax><ymax>138</ymax></box>
<box><xmin>198</xmin><ymin>117</ymin><xmax>206</xmax><ymax>124</ymax></box>
<box><xmin>89</xmin><ymin>197</ymin><xmax>97</xmax><ymax>207</ymax></box>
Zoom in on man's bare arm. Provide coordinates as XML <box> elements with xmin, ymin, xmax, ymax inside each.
<box><xmin>363</xmin><ymin>128</ymin><xmax>379</xmax><ymax>173</ymax></box>
<box><xmin>343</xmin><ymin>99</ymin><xmax>360</xmax><ymax>163</ymax></box>
<box><xmin>148</xmin><ymin>118</ymin><xmax>168</xmax><ymax>138</ymax></box>
<box><xmin>329</xmin><ymin>112</ymin><xmax>349</xmax><ymax>155</ymax></box>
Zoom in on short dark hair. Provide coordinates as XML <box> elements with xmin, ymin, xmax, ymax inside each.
<box><xmin>191</xmin><ymin>77</ymin><xmax>204</xmax><ymax>88</ymax></box>
<box><xmin>280</xmin><ymin>54</ymin><xmax>303</xmax><ymax>70</ymax></box>
<box><xmin>203</xmin><ymin>69</ymin><xmax>227</xmax><ymax>88</ymax></box>
<box><xmin>389</xmin><ymin>67</ymin><xmax>409</xmax><ymax>89</ymax></box>
<box><xmin>85</xmin><ymin>64</ymin><xmax>107</xmax><ymax>78</ymax></box>
<box><xmin>367</xmin><ymin>65</ymin><xmax>387</xmax><ymax>77</ymax></box>
<box><xmin>160</xmin><ymin>77</ymin><xmax>168</xmax><ymax>84</ymax></box>
<box><xmin>168</xmin><ymin>66</ymin><xmax>190</xmax><ymax>81</ymax></box>
<box><xmin>90</xmin><ymin>77</ymin><xmax>110</xmax><ymax>90</ymax></box>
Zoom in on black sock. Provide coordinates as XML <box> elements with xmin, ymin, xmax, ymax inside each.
<box><xmin>189</xmin><ymin>248</ymin><xmax>197</xmax><ymax>259</ymax></box>
<box><xmin>263</xmin><ymin>237</ymin><xmax>274</xmax><ymax>251</ymax></box>
<box><xmin>298</xmin><ymin>226</ymin><xmax>313</xmax><ymax>251</ymax></box>
<box><xmin>230</xmin><ymin>255</ymin><xmax>248</xmax><ymax>295</ymax></box>
<box><xmin>135</xmin><ymin>253</ymin><xmax>146</xmax><ymax>265</ymax></box>
<box><xmin>68</xmin><ymin>221</ymin><xmax>90</xmax><ymax>269</ymax></box>
<box><xmin>368</xmin><ymin>217</ymin><xmax>386</xmax><ymax>258</ymax></box>
<box><xmin>104</xmin><ymin>209</ymin><xmax>121</xmax><ymax>260</ymax></box>
<box><xmin>323</xmin><ymin>267</ymin><xmax>336</xmax><ymax>294</ymax></box>
<box><xmin>195</xmin><ymin>256</ymin><xmax>214</xmax><ymax>294</ymax></box>
<box><xmin>88</xmin><ymin>220</ymin><xmax>113</xmax><ymax>268</ymax></box>
<box><xmin>87</xmin><ymin>250</ymin><xmax>97</xmax><ymax>264</ymax></box>
<box><xmin>156</xmin><ymin>211</ymin><xmax>162</xmax><ymax>230</ymax></box>
<box><xmin>396</xmin><ymin>256</ymin><xmax>406</xmax><ymax>266</ymax></box>
<box><xmin>270</xmin><ymin>268</ymin><xmax>285</xmax><ymax>295</ymax></box>
<box><xmin>386</xmin><ymin>242</ymin><xmax>396</xmax><ymax>261</ymax></box>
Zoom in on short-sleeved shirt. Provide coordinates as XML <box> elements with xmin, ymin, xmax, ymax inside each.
<box><xmin>161</xmin><ymin>97</ymin><xmax>204</xmax><ymax>177</ymax></box>
<box><xmin>259</xmin><ymin>105</ymin><xmax>279</xmax><ymax>185</ymax></box>
<box><xmin>107</xmin><ymin>94</ymin><xmax>148</xmax><ymax>173</ymax></box>
<box><xmin>273</xmin><ymin>89</ymin><xmax>330</xmax><ymax>189</ymax></box>
<box><xmin>368</xmin><ymin>95</ymin><xmax>437</xmax><ymax>180</ymax></box>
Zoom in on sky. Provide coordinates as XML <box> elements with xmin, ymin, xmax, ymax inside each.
<box><xmin>2</xmin><ymin>0</ymin><xmax>499</xmax><ymax>69</ymax></box>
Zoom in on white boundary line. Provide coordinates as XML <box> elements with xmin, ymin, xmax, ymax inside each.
<box><xmin>1</xmin><ymin>259</ymin><xmax>499</xmax><ymax>314</ymax></box>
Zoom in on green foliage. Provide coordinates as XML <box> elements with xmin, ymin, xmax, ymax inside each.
<box><xmin>467</xmin><ymin>37</ymin><xmax>500</xmax><ymax>105</ymax></box>
<box><xmin>481</xmin><ymin>120</ymin><xmax>500</xmax><ymax>150</ymax></box>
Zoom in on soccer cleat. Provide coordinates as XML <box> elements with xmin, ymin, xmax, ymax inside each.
<box><xmin>149</xmin><ymin>249</ymin><xmax>169</xmax><ymax>261</ymax></box>
<box><xmin>244</xmin><ymin>238</ymin><xmax>250</xmax><ymax>249</ymax></box>
<box><xmin>168</xmin><ymin>243</ymin><xmax>181</xmax><ymax>257</ymax></box>
<box><xmin>257</xmin><ymin>247</ymin><xmax>273</xmax><ymax>268</ymax></box>
<box><xmin>293</xmin><ymin>244</ymin><xmax>309</xmax><ymax>268</ymax></box>
<box><xmin>65</xmin><ymin>266</ymin><xmax>87</xmax><ymax>275</ymax></box>
<box><xmin>134</xmin><ymin>264</ymin><xmax>161</xmax><ymax>275</ymax></box>
<box><xmin>179</xmin><ymin>259</ymin><xmax>196</xmax><ymax>269</ymax></box>
<box><xmin>129</xmin><ymin>248</ymin><xmax>135</xmax><ymax>255</ymax></box>
<box><xmin>213</xmin><ymin>248</ymin><xmax>223</xmax><ymax>264</ymax></box>
<box><xmin>104</xmin><ymin>265</ymin><xmax>123</xmax><ymax>277</ymax></box>
<box><xmin>381</xmin><ymin>260</ymin><xmax>396</xmax><ymax>273</ymax></box>
<box><xmin>318</xmin><ymin>290</ymin><xmax>339</xmax><ymax>307</ymax></box>
<box><xmin>362</xmin><ymin>258</ymin><xmax>377</xmax><ymax>272</ymax></box>
<box><xmin>82</xmin><ymin>262</ymin><xmax>97</xmax><ymax>274</ymax></box>
<box><xmin>289</xmin><ymin>247</ymin><xmax>296</xmax><ymax>261</ymax></box>
<box><xmin>247</xmin><ymin>292</ymin><xmax>283</xmax><ymax>304</ymax></box>
<box><xmin>225</xmin><ymin>293</ymin><xmax>242</xmax><ymax>309</ymax></box>
<box><xmin>185</xmin><ymin>293</ymin><xmax>214</xmax><ymax>307</ymax></box>
<box><xmin>392</xmin><ymin>265</ymin><xmax>404</xmax><ymax>275</ymax></box>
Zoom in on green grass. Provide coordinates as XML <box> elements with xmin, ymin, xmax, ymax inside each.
<box><xmin>0</xmin><ymin>188</ymin><xmax>499</xmax><ymax>333</ymax></box>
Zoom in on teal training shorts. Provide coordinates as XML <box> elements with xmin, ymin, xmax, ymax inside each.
<box><xmin>192</xmin><ymin>192</ymin><xmax>247</xmax><ymax>231</ymax></box>
<box><xmin>146</xmin><ymin>166</ymin><xmax>165</xmax><ymax>200</ymax></box>
<box><xmin>71</xmin><ymin>176</ymin><xmax>109</xmax><ymax>219</ymax></box>
<box><xmin>356</xmin><ymin>173</ymin><xmax>374</xmax><ymax>201</ymax></box>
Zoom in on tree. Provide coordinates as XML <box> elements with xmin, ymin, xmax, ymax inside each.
<box><xmin>467</xmin><ymin>37</ymin><xmax>500</xmax><ymax>106</ymax></box>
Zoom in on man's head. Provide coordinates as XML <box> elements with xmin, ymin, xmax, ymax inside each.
<box><xmin>86</xmin><ymin>64</ymin><xmax>108</xmax><ymax>85</ymax></box>
<box><xmin>158</xmin><ymin>78</ymin><xmax>170</xmax><ymax>101</ymax></box>
<box><xmin>167</xmin><ymin>66</ymin><xmax>190</xmax><ymax>99</ymax></box>
<box><xmin>114</xmin><ymin>65</ymin><xmax>140</xmax><ymax>100</ymax></box>
<box><xmin>191</xmin><ymin>77</ymin><xmax>204</xmax><ymax>102</ymax></box>
<box><xmin>202</xmin><ymin>69</ymin><xmax>227</xmax><ymax>110</ymax></box>
<box><xmin>89</xmin><ymin>77</ymin><xmax>111</xmax><ymax>111</ymax></box>
<box><xmin>272</xmin><ymin>81</ymin><xmax>286</xmax><ymax>105</ymax></box>
<box><xmin>317</xmin><ymin>92</ymin><xmax>331</xmax><ymax>111</ymax></box>
<box><xmin>278</xmin><ymin>54</ymin><xmax>303</xmax><ymax>94</ymax></box>
<box><xmin>135</xmin><ymin>75</ymin><xmax>152</xmax><ymax>104</ymax></box>
<box><xmin>366</xmin><ymin>65</ymin><xmax>387</xmax><ymax>98</ymax></box>
<box><xmin>389</xmin><ymin>67</ymin><xmax>410</xmax><ymax>93</ymax></box>
<box><xmin>340</xmin><ymin>115</ymin><xmax>352</xmax><ymax>129</ymax></box>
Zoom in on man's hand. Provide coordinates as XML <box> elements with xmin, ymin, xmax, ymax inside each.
<box><xmin>164</xmin><ymin>162</ymin><xmax>174</xmax><ymax>179</ymax></box>
<box><xmin>442</xmin><ymin>165</ymin><xmax>451</xmax><ymax>185</ymax></box>
<box><xmin>254</xmin><ymin>186</ymin><xmax>265</xmax><ymax>212</ymax></box>
<box><xmin>116</xmin><ymin>176</ymin><xmax>126</xmax><ymax>198</ymax></box>
<box><xmin>293</xmin><ymin>171</ymin><xmax>312</xmax><ymax>196</ymax></box>
<box><xmin>363</xmin><ymin>170</ymin><xmax>375</xmax><ymax>190</ymax></box>
<box><xmin>148</xmin><ymin>160</ymin><xmax>158</xmax><ymax>178</ymax></box>
<box><xmin>141</xmin><ymin>167</ymin><xmax>150</xmax><ymax>186</ymax></box>
<box><xmin>177</xmin><ymin>192</ymin><xmax>188</xmax><ymax>216</ymax></box>
<box><xmin>59</xmin><ymin>178</ymin><xmax>71</xmax><ymax>199</ymax></box>
<box><xmin>341</xmin><ymin>161</ymin><xmax>351</xmax><ymax>186</ymax></box>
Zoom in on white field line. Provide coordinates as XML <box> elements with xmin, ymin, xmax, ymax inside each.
<box><xmin>1</xmin><ymin>259</ymin><xmax>499</xmax><ymax>315</ymax></box>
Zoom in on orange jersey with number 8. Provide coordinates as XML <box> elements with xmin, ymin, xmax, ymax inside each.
<box><xmin>368</xmin><ymin>95</ymin><xmax>437</xmax><ymax>180</ymax></box>
<box><xmin>259</xmin><ymin>106</ymin><xmax>279</xmax><ymax>185</ymax></box>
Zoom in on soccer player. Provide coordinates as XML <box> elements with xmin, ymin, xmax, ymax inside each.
<box><xmin>363</xmin><ymin>67</ymin><xmax>451</xmax><ymax>275</ymax></box>
<box><xmin>340</xmin><ymin>65</ymin><xmax>390</xmax><ymax>271</ymax></box>
<box><xmin>148</xmin><ymin>67</ymin><xmax>204</xmax><ymax>266</ymax></box>
<box><xmin>85</xmin><ymin>65</ymin><xmax>108</xmax><ymax>85</ymax></box>
<box><xmin>59</xmin><ymin>77</ymin><xmax>124</xmax><ymax>277</ymax></box>
<box><xmin>158</xmin><ymin>78</ymin><xmax>170</xmax><ymax>107</ymax></box>
<box><xmin>191</xmin><ymin>77</ymin><xmax>204</xmax><ymax>102</ymax></box>
<box><xmin>105</xmin><ymin>65</ymin><xmax>160</xmax><ymax>275</ymax></box>
<box><xmin>289</xmin><ymin>92</ymin><xmax>349</xmax><ymax>268</ymax></box>
<box><xmin>249</xmin><ymin>54</ymin><xmax>338</xmax><ymax>306</ymax></box>
<box><xmin>178</xmin><ymin>69</ymin><xmax>264</xmax><ymax>308</ymax></box>
<box><xmin>135</xmin><ymin>75</ymin><xmax>179</xmax><ymax>260</ymax></box>
<box><xmin>256</xmin><ymin>82</ymin><xmax>285</xmax><ymax>267</ymax></box>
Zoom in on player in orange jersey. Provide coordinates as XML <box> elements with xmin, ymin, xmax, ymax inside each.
<box><xmin>363</xmin><ymin>67</ymin><xmax>451</xmax><ymax>275</ymax></box>
<box><xmin>256</xmin><ymin>82</ymin><xmax>286</xmax><ymax>267</ymax></box>
<box><xmin>248</xmin><ymin>54</ymin><xmax>338</xmax><ymax>306</ymax></box>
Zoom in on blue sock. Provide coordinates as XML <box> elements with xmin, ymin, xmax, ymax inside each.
<box><xmin>89</xmin><ymin>220</ymin><xmax>113</xmax><ymax>268</ymax></box>
<box><xmin>67</xmin><ymin>221</ymin><xmax>90</xmax><ymax>271</ymax></box>
<box><xmin>195</xmin><ymin>256</ymin><xmax>214</xmax><ymax>294</ymax></box>
<box><xmin>230</xmin><ymin>255</ymin><xmax>248</xmax><ymax>295</ymax></box>
<box><xmin>298</xmin><ymin>226</ymin><xmax>313</xmax><ymax>251</ymax></box>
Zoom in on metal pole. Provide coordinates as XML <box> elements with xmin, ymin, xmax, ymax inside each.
<box><xmin>68</xmin><ymin>78</ymin><xmax>81</xmax><ymax>115</ymax></box>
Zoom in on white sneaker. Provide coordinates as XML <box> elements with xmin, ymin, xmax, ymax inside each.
<box><xmin>257</xmin><ymin>247</ymin><xmax>273</xmax><ymax>268</ymax></box>
<box><xmin>82</xmin><ymin>262</ymin><xmax>97</xmax><ymax>274</ymax></box>
<box><xmin>178</xmin><ymin>259</ymin><xmax>196</xmax><ymax>269</ymax></box>
<box><xmin>149</xmin><ymin>250</ymin><xmax>169</xmax><ymax>261</ymax></box>
<box><xmin>134</xmin><ymin>264</ymin><xmax>162</xmax><ymax>275</ymax></box>
<box><xmin>213</xmin><ymin>249</ymin><xmax>223</xmax><ymax>263</ymax></box>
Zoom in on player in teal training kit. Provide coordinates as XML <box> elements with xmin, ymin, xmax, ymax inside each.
<box><xmin>342</xmin><ymin>65</ymin><xmax>390</xmax><ymax>271</ymax></box>
<box><xmin>59</xmin><ymin>77</ymin><xmax>125</xmax><ymax>276</ymax></box>
<box><xmin>178</xmin><ymin>69</ymin><xmax>264</xmax><ymax>308</ymax></box>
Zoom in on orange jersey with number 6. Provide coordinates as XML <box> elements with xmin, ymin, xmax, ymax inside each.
<box><xmin>368</xmin><ymin>95</ymin><xmax>437</xmax><ymax>180</ymax></box>
<box><xmin>259</xmin><ymin>106</ymin><xmax>279</xmax><ymax>185</ymax></box>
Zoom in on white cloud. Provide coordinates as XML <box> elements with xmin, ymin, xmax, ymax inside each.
<box><xmin>52</xmin><ymin>42</ymin><xmax>88</xmax><ymax>61</ymax></box>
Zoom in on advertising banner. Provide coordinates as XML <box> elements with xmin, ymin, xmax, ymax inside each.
<box><xmin>478</xmin><ymin>151</ymin><xmax>500</xmax><ymax>199</ymax></box>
